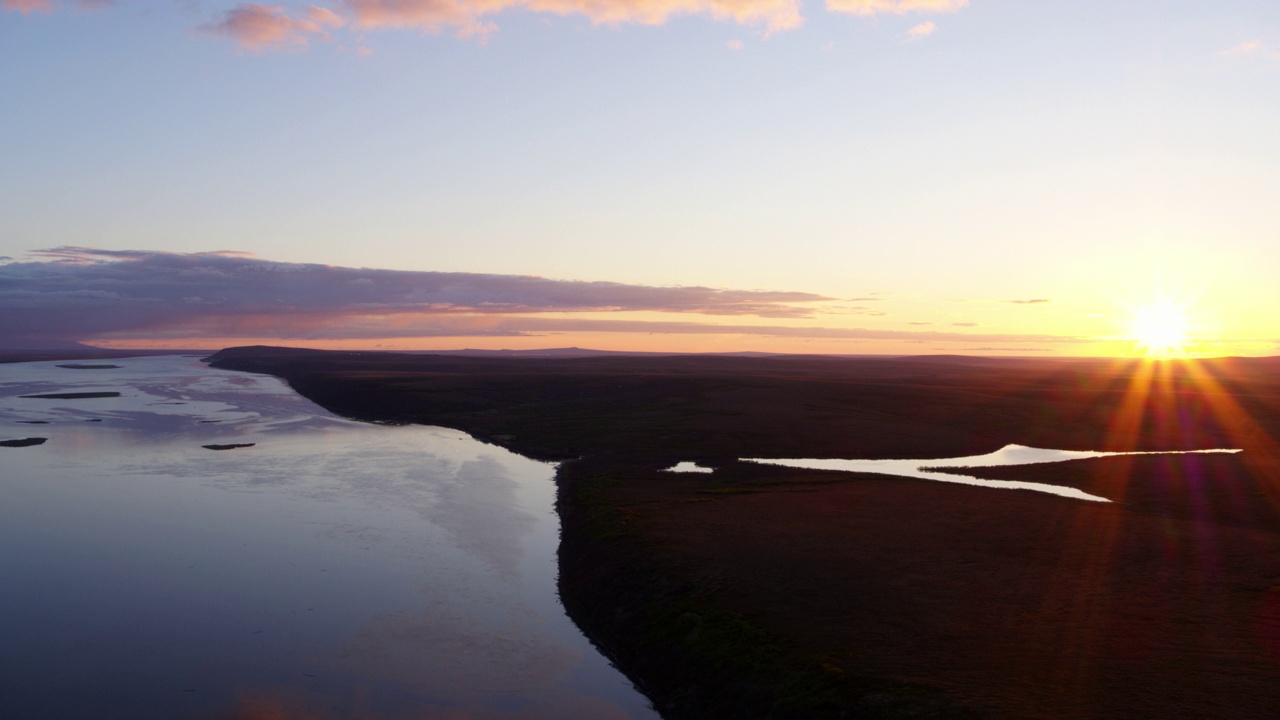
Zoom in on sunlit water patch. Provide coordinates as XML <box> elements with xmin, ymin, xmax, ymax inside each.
<box><xmin>0</xmin><ymin>356</ymin><xmax>657</xmax><ymax>720</ymax></box>
<box><xmin>742</xmin><ymin>444</ymin><xmax>1243</xmax><ymax>502</ymax></box>
<box><xmin>662</xmin><ymin>461</ymin><xmax>715</xmax><ymax>474</ymax></box>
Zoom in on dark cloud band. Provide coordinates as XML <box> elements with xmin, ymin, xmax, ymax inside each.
<box><xmin>0</xmin><ymin>247</ymin><xmax>829</xmax><ymax>346</ymax></box>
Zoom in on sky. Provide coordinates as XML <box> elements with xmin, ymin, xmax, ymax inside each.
<box><xmin>2</xmin><ymin>0</ymin><xmax>1277</xmax><ymax>356</ymax></box>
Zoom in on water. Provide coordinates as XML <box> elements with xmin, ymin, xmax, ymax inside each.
<box><xmin>661</xmin><ymin>462</ymin><xmax>714</xmax><ymax>474</ymax></box>
<box><xmin>742</xmin><ymin>444</ymin><xmax>1242</xmax><ymax>502</ymax></box>
<box><xmin>0</xmin><ymin>356</ymin><xmax>658</xmax><ymax>720</ymax></box>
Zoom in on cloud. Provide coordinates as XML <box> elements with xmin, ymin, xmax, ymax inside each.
<box><xmin>904</xmin><ymin>20</ymin><xmax>935</xmax><ymax>39</ymax></box>
<box><xmin>2</xmin><ymin>0</ymin><xmax>104</xmax><ymax>14</ymax></box>
<box><xmin>2</xmin><ymin>0</ymin><xmax>51</xmax><ymax>11</ymax></box>
<box><xmin>1219</xmin><ymin>40</ymin><xmax>1262</xmax><ymax>56</ymax></box>
<box><xmin>87</xmin><ymin>313</ymin><xmax>1087</xmax><ymax>345</ymax></box>
<box><xmin>342</xmin><ymin>0</ymin><xmax>803</xmax><ymax>37</ymax></box>
<box><xmin>826</xmin><ymin>0</ymin><xmax>967</xmax><ymax>17</ymax></box>
<box><xmin>500</xmin><ymin>317</ymin><xmax>1081</xmax><ymax>344</ymax></box>
<box><xmin>0</xmin><ymin>247</ymin><xmax>832</xmax><ymax>346</ymax></box>
<box><xmin>11</xmin><ymin>0</ymin><xmax>966</xmax><ymax>49</ymax></box>
<box><xmin>201</xmin><ymin>4</ymin><xmax>346</xmax><ymax>51</ymax></box>
<box><xmin>825</xmin><ymin>302</ymin><xmax>885</xmax><ymax>315</ymax></box>
<box><xmin>727</xmin><ymin>38</ymin><xmax>744</xmax><ymax>50</ymax></box>
<box><xmin>1006</xmin><ymin>298</ymin><xmax>1050</xmax><ymax>304</ymax></box>
<box><xmin>952</xmin><ymin>322</ymin><xmax>977</xmax><ymax>326</ymax></box>
<box><xmin>0</xmin><ymin>248</ymin><xmax>1095</xmax><ymax>351</ymax></box>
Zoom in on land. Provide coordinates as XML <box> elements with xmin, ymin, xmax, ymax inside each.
<box><xmin>0</xmin><ymin>437</ymin><xmax>48</xmax><ymax>447</ymax></box>
<box><xmin>206</xmin><ymin>346</ymin><xmax>1280</xmax><ymax>719</ymax></box>
<box><xmin>18</xmin><ymin>391</ymin><xmax>122</xmax><ymax>400</ymax></box>
<box><xmin>201</xmin><ymin>442</ymin><xmax>256</xmax><ymax>451</ymax></box>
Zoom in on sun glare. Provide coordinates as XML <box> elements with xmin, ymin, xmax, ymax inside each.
<box><xmin>1130</xmin><ymin>301</ymin><xmax>1188</xmax><ymax>357</ymax></box>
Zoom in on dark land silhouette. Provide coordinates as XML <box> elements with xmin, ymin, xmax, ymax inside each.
<box><xmin>0</xmin><ymin>437</ymin><xmax>48</xmax><ymax>447</ymax></box>
<box><xmin>18</xmin><ymin>391</ymin><xmax>122</xmax><ymax>399</ymax></box>
<box><xmin>204</xmin><ymin>346</ymin><xmax>1280</xmax><ymax>719</ymax></box>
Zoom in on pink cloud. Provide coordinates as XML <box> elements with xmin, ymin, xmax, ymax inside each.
<box><xmin>202</xmin><ymin>4</ymin><xmax>347</xmax><ymax>52</ymax></box>
<box><xmin>2</xmin><ymin>0</ymin><xmax>48</xmax><ymax>11</ymax></box>
<box><xmin>2</xmin><ymin>0</ymin><xmax>51</xmax><ymax>11</ymax></box>
<box><xmin>343</xmin><ymin>0</ymin><xmax>802</xmax><ymax>37</ymax></box>
<box><xmin>826</xmin><ymin>0</ymin><xmax>967</xmax><ymax>16</ymax></box>
<box><xmin>2</xmin><ymin>0</ymin><xmax>105</xmax><ymax>14</ymax></box>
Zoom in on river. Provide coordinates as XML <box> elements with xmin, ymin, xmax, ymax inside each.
<box><xmin>0</xmin><ymin>355</ymin><xmax>658</xmax><ymax>720</ymax></box>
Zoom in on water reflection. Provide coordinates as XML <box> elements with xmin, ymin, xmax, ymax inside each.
<box><xmin>742</xmin><ymin>444</ymin><xmax>1243</xmax><ymax>502</ymax></box>
<box><xmin>0</xmin><ymin>356</ymin><xmax>656</xmax><ymax>720</ymax></box>
<box><xmin>661</xmin><ymin>462</ymin><xmax>714</xmax><ymax>474</ymax></box>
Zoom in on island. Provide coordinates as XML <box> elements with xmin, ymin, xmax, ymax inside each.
<box><xmin>0</xmin><ymin>437</ymin><xmax>48</xmax><ymax>448</ymax></box>
<box><xmin>18</xmin><ymin>392</ymin><xmax>122</xmax><ymax>400</ymax></box>
<box><xmin>207</xmin><ymin>346</ymin><xmax>1280</xmax><ymax>720</ymax></box>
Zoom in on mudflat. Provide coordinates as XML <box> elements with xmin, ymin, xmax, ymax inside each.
<box><xmin>208</xmin><ymin>347</ymin><xmax>1280</xmax><ymax>719</ymax></box>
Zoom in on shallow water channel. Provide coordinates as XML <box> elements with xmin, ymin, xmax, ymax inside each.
<box><xmin>0</xmin><ymin>356</ymin><xmax>657</xmax><ymax>719</ymax></box>
<box><xmin>743</xmin><ymin>444</ymin><xmax>1241</xmax><ymax>502</ymax></box>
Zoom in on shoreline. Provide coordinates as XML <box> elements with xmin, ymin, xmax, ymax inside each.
<box><xmin>204</xmin><ymin>346</ymin><xmax>1280</xmax><ymax>719</ymax></box>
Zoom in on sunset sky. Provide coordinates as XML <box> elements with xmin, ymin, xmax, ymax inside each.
<box><xmin>2</xmin><ymin>0</ymin><xmax>1277</xmax><ymax>356</ymax></box>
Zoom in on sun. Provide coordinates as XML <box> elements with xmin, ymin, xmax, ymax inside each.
<box><xmin>1130</xmin><ymin>300</ymin><xmax>1188</xmax><ymax>357</ymax></box>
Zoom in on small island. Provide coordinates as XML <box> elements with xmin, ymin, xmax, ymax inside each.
<box><xmin>19</xmin><ymin>392</ymin><xmax>121</xmax><ymax>400</ymax></box>
<box><xmin>201</xmin><ymin>442</ymin><xmax>256</xmax><ymax>451</ymax></box>
<box><xmin>1</xmin><ymin>437</ymin><xmax>49</xmax><ymax>448</ymax></box>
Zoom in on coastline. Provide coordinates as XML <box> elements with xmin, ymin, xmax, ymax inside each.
<box><xmin>204</xmin><ymin>346</ymin><xmax>1280</xmax><ymax>719</ymax></box>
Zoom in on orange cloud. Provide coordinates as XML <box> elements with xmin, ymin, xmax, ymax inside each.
<box><xmin>1219</xmin><ymin>40</ymin><xmax>1262</xmax><ymax>56</ymax></box>
<box><xmin>904</xmin><ymin>19</ymin><xmax>935</xmax><ymax>38</ymax></box>
<box><xmin>343</xmin><ymin>0</ymin><xmax>802</xmax><ymax>37</ymax></box>
<box><xmin>202</xmin><ymin>4</ymin><xmax>347</xmax><ymax>51</ymax></box>
<box><xmin>827</xmin><ymin>0</ymin><xmax>967</xmax><ymax>16</ymax></box>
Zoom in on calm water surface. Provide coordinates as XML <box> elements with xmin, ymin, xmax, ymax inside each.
<box><xmin>743</xmin><ymin>444</ymin><xmax>1242</xmax><ymax>502</ymax></box>
<box><xmin>0</xmin><ymin>356</ymin><xmax>658</xmax><ymax>720</ymax></box>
